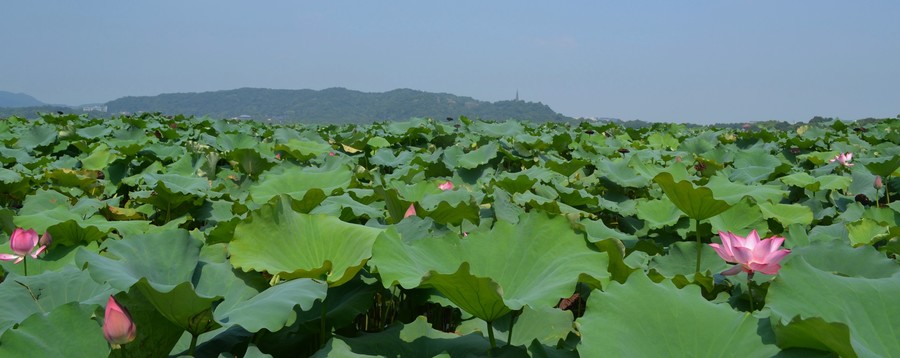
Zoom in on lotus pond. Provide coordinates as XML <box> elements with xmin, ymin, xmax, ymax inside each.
<box><xmin>0</xmin><ymin>113</ymin><xmax>897</xmax><ymax>357</ymax></box>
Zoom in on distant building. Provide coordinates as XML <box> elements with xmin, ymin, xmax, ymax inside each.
<box><xmin>83</xmin><ymin>105</ymin><xmax>108</xmax><ymax>112</ymax></box>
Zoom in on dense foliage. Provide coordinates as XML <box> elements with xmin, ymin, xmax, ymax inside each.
<box><xmin>0</xmin><ymin>113</ymin><xmax>897</xmax><ymax>357</ymax></box>
<box><xmin>104</xmin><ymin>88</ymin><xmax>570</xmax><ymax>123</ymax></box>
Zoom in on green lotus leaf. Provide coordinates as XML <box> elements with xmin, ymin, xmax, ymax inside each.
<box><xmin>0</xmin><ymin>303</ymin><xmax>109</xmax><ymax>357</ymax></box>
<box><xmin>758</xmin><ymin>202</ymin><xmax>813</xmax><ymax>226</ymax></box>
<box><xmin>249</xmin><ymin>163</ymin><xmax>352</xmax><ymax>204</ymax></box>
<box><xmin>214</xmin><ymin>278</ymin><xmax>327</xmax><ymax>333</ymax></box>
<box><xmin>0</xmin><ymin>267</ymin><xmax>113</xmax><ymax>335</ymax></box>
<box><xmin>76</xmin><ymin>229</ymin><xmax>202</xmax><ymax>293</ymax></box>
<box><xmin>215</xmin><ymin>133</ymin><xmax>260</xmax><ymax>151</ymax></box>
<box><xmin>312</xmin><ymin>316</ymin><xmax>491</xmax><ymax>358</ymax></box>
<box><xmin>708</xmin><ymin>201</ymin><xmax>768</xmax><ymax>236</ymax></box>
<box><xmin>230</xmin><ymin>195</ymin><xmax>383</xmax><ymax>286</ymax></box>
<box><xmin>862</xmin><ymin>154</ymin><xmax>900</xmax><ymax>177</ymax></box>
<box><xmin>649</xmin><ymin>241</ymin><xmax>731</xmax><ymax>278</ymax></box>
<box><xmin>81</xmin><ymin>143</ymin><xmax>118</xmax><ymax>171</ymax></box>
<box><xmin>846</xmin><ymin>218</ymin><xmax>890</xmax><ymax>246</ymax></box>
<box><xmin>423</xmin><ymin>263</ymin><xmax>511</xmax><ymax>322</ymax></box>
<box><xmin>729</xmin><ymin>149</ymin><xmax>781</xmax><ymax>184</ymax></box>
<box><xmin>706</xmin><ymin>174</ymin><xmax>787</xmax><ymax>204</ymax></box>
<box><xmin>275</xmin><ymin>139</ymin><xmax>333</xmax><ymax>161</ymax></box>
<box><xmin>636</xmin><ymin>198</ymin><xmax>682</xmax><ymax>229</ymax></box>
<box><xmin>577</xmin><ymin>273</ymin><xmax>779</xmax><ymax>357</ymax></box>
<box><xmin>371</xmin><ymin>212</ymin><xmax>609</xmax><ymax>319</ymax></box>
<box><xmin>596</xmin><ymin>158</ymin><xmax>650</xmax><ymax>188</ymax></box>
<box><xmin>779</xmin><ymin>172</ymin><xmax>819</xmax><ymax>190</ymax></box>
<box><xmin>293</xmin><ymin>274</ymin><xmax>382</xmax><ymax>333</ymax></box>
<box><xmin>767</xmin><ymin>241</ymin><xmax>900</xmax><ymax>357</ymax></box>
<box><xmin>75</xmin><ymin>124</ymin><xmax>113</xmax><ymax>139</ymax></box>
<box><xmin>452</xmin><ymin>142</ymin><xmax>499</xmax><ymax>169</ymax></box>
<box><xmin>419</xmin><ymin>190</ymin><xmax>481</xmax><ymax>226</ymax></box>
<box><xmin>311</xmin><ymin>193</ymin><xmax>385</xmax><ymax>220</ymax></box>
<box><xmin>653</xmin><ymin>172</ymin><xmax>732</xmax><ymax>221</ymax></box>
<box><xmin>225</xmin><ymin>148</ymin><xmax>275</xmax><ymax>178</ymax></box>
<box><xmin>16</xmin><ymin>124</ymin><xmax>58</xmax><ymax>150</ymax></box>
<box><xmin>457</xmin><ymin>305</ymin><xmax>575</xmax><ymax>347</ymax></box>
<box><xmin>368</xmin><ymin>229</ymin><xmax>462</xmax><ymax>289</ymax></box>
<box><xmin>0</xmin><ymin>240</ymin><xmax>100</xmax><ymax>276</ymax></box>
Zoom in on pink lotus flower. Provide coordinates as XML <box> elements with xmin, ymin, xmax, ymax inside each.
<box><xmin>404</xmin><ymin>203</ymin><xmax>417</xmax><ymax>218</ymax></box>
<box><xmin>103</xmin><ymin>295</ymin><xmax>137</xmax><ymax>349</ymax></box>
<box><xmin>709</xmin><ymin>230</ymin><xmax>790</xmax><ymax>276</ymax></box>
<box><xmin>438</xmin><ymin>181</ymin><xmax>454</xmax><ymax>191</ymax></box>
<box><xmin>829</xmin><ymin>152</ymin><xmax>854</xmax><ymax>167</ymax></box>
<box><xmin>0</xmin><ymin>228</ymin><xmax>51</xmax><ymax>264</ymax></box>
<box><xmin>874</xmin><ymin>175</ymin><xmax>883</xmax><ymax>190</ymax></box>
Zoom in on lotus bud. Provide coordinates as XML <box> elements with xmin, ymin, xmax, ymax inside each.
<box><xmin>874</xmin><ymin>175</ymin><xmax>883</xmax><ymax>190</ymax></box>
<box><xmin>404</xmin><ymin>204</ymin><xmax>417</xmax><ymax>218</ymax></box>
<box><xmin>103</xmin><ymin>296</ymin><xmax>137</xmax><ymax>349</ymax></box>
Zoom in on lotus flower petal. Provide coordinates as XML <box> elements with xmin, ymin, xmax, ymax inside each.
<box><xmin>9</xmin><ymin>228</ymin><xmax>39</xmax><ymax>256</ymax></box>
<box><xmin>438</xmin><ymin>181</ymin><xmax>454</xmax><ymax>191</ymax></box>
<box><xmin>711</xmin><ymin>230</ymin><xmax>790</xmax><ymax>276</ymax></box>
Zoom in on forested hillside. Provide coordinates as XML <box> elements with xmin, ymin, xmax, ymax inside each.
<box><xmin>105</xmin><ymin>87</ymin><xmax>571</xmax><ymax>123</ymax></box>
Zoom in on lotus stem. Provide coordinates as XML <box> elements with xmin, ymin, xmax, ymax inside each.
<box><xmin>506</xmin><ymin>310</ymin><xmax>521</xmax><ymax>347</ymax></box>
<box><xmin>320</xmin><ymin>300</ymin><xmax>329</xmax><ymax>347</ymax></box>
<box><xmin>486</xmin><ymin>320</ymin><xmax>497</xmax><ymax>349</ymax></box>
<box><xmin>188</xmin><ymin>333</ymin><xmax>198</xmax><ymax>356</ymax></box>
<box><xmin>23</xmin><ymin>257</ymin><xmax>27</xmax><ymax>276</ymax></box>
<box><xmin>747</xmin><ymin>273</ymin><xmax>755</xmax><ymax>312</ymax></box>
<box><xmin>695</xmin><ymin>218</ymin><xmax>702</xmax><ymax>274</ymax></box>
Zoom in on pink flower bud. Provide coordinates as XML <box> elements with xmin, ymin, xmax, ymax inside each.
<box><xmin>103</xmin><ymin>296</ymin><xmax>137</xmax><ymax>349</ymax></box>
<box><xmin>438</xmin><ymin>181</ymin><xmax>454</xmax><ymax>191</ymax></box>
<box><xmin>874</xmin><ymin>175</ymin><xmax>883</xmax><ymax>190</ymax></box>
<box><xmin>404</xmin><ymin>204</ymin><xmax>417</xmax><ymax>218</ymax></box>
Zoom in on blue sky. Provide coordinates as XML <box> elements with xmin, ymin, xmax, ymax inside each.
<box><xmin>2</xmin><ymin>1</ymin><xmax>898</xmax><ymax>123</ymax></box>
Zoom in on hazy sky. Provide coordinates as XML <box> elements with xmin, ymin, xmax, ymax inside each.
<box><xmin>2</xmin><ymin>1</ymin><xmax>898</xmax><ymax>124</ymax></box>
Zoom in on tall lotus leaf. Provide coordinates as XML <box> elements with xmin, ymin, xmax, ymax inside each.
<box><xmin>225</xmin><ymin>148</ymin><xmax>275</xmax><ymax>178</ymax></box>
<box><xmin>457</xmin><ymin>305</ymin><xmax>575</xmax><ymax>347</ymax></box>
<box><xmin>862</xmin><ymin>154</ymin><xmax>900</xmax><ymax>177</ymax></box>
<box><xmin>419</xmin><ymin>190</ymin><xmax>480</xmax><ymax>226</ymax></box>
<box><xmin>636</xmin><ymin>198</ymin><xmax>682</xmax><ymax>229</ymax></box>
<box><xmin>706</xmin><ymin>174</ymin><xmax>787</xmax><ymax>205</ymax></box>
<box><xmin>729</xmin><ymin>149</ymin><xmax>782</xmax><ymax>184</ymax></box>
<box><xmin>371</xmin><ymin>212</ymin><xmax>609</xmax><ymax>317</ymax></box>
<box><xmin>708</xmin><ymin>201</ymin><xmax>768</xmax><ymax>236</ymax></box>
<box><xmin>423</xmin><ymin>263</ymin><xmax>512</xmax><ymax>322</ymax></box>
<box><xmin>215</xmin><ymin>133</ymin><xmax>260</xmax><ymax>151</ymax></box>
<box><xmin>767</xmin><ymin>241</ymin><xmax>900</xmax><ymax>357</ymax></box>
<box><xmin>653</xmin><ymin>172</ymin><xmax>731</xmax><ymax>221</ymax></box>
<box><xmin>76</xmin><ymin>230</ymin><xmax>201</xmax><ymax>292</ymax></box>
<box><xmin>596</xmin><ymin>158</ymin><xmax>650</xmax><ymax>188</ymax></box>
<box><xmin>16</xmin><ymin>125</ymin><xmax>58</xmax><ymax>150</ymax></box>
<box><xmin>577</xmin><ymin>273</ymin><xmax>779</xmax><ymax>357</ymax></box>
<box><xmin>649</xmin><ymin>242</ymin><xmax>730</xmax><ymax>278</ymax></box>
<box><xmin>369</xmin><ymin>229</ymin><xmax>462</xmax><ymax>289</ymax></box>
<box><xmin>0</xmin><ymin>267</ymin><xmax>114</xmax><ymax>334</ymax></box>
<box><xmin>81</xmin><ymin>143</ymin><xmax>118</xmax><ymax>171</ymax></box>
<box><xmin>758</xmin><ymin>202</ymin><xmax>813</xmax><ymax>226</ymax></box>
<box><xmin>75</xmin><ymin>230</ymin><xmax>222</xmax><ymax>333</ymax></box>
<box><xmin>0</xmin><ymin>303</ymin><xmax>109</xmax><ymax>357</ymax></box>
<box><xmin>230</xmin><ymin>195</ymin><xmax>383</xmax><ymax>286</ymax></box>
<box><xmin>448</xmin><ymin>142</ymin><xmax>499</xmax><ymax>169</ymax></box>
<box><xmin>312</xmin><ymin>316</ymin><xmax>491</xmax><ymax>358</ymax></box>
<box><xmin>249</xmin><ymin>163</ymin><xmax>352</xmax><ymax>204</ymax></box>
<box><xmin>214</xmin><ymin>278</ymin><xmax>327</xmax><ymax>333</ymax></box>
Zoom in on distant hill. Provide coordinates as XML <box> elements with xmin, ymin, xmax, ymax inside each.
<box><xmin>0</xmin><ymin>91</ymin><xmax>45</xmax><ymax>108</ymax></box>
<box><xmin>105</xmin><ymin>87</ymin><xmax>571</xmax><ymax>123</ymax></box>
